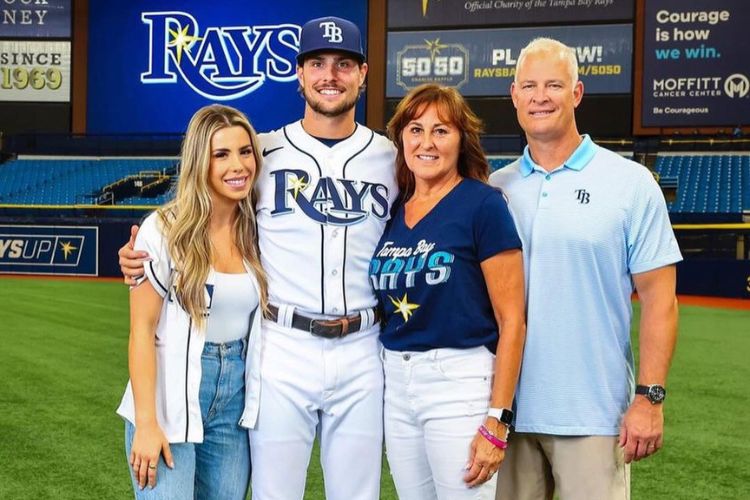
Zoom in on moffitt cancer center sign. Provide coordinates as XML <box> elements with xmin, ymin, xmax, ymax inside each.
<box><xmin>641</xmin><ymin>0</ymin><xmax>750</xmax><ymax>127</ymax></box>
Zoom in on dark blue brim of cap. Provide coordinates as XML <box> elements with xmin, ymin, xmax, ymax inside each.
<box><xmin>296</xmin><ymin>47</ymin><xmax>366</xmax><ymax>65</ymax></box>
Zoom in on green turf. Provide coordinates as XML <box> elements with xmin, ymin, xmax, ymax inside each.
<box><xmin>0</xmin><ymin>277</ymin><xmax>747</xmax><ymax>499</ymax></box>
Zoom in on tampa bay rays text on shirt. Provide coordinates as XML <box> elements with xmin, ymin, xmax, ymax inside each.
<box><xmin>370</xmin><ymin>239</ymin><xmax>453</xmax><ymax>290</ymax></box>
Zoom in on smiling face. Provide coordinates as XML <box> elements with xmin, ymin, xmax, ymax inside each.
<box><xmin>207</xmin><ymin>125</ymin><xmax>256</xmax><ymax>209</ymax></box>
<box><xmin>511</xmin><ymin>50</ymin><xmax>583</xmax><ymax>144</ymax></box>
<box><xmin>401</xmin><ymin>103</ymin><xmax>461</xmax><ymax>188</ymax></box>
<box><xmin>297</xmin><ymin>52</ymin><xmax>367</xmax><ymax>118</ymax></box>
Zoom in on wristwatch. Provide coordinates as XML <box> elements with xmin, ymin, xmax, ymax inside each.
<box><xmin>487</xmin><ymin>407</ymin><xmax>514</xmax><ymax>427</ymax></box>
<box><xmin>635</xmin><ymin>384</ymin><xmax>666</xmax><ymax>404</ymax></box>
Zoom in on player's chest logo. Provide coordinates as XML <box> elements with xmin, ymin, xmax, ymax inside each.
<box><xmin>269</xmin><ymin>169</ymin><xmax>390</xmax><ymax>225</ymax></box>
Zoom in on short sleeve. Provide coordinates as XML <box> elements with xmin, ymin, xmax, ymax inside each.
<box><xmin>133</xmin><ymin>212</ymin><xmax>172</xmax><ymax>298</ymax></box>
<box><xmin>626</xmin><ymin>168</ymin><xmax>683</xmax><ymax>274</ymax></box>
<box><xmin>474</xmin><ymin>188</ymin><xmax>522</xmax><ymax>262</ymax></box>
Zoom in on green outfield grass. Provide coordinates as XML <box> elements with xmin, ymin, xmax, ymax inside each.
<box><xmin>0</xmin><ymin>276</ymin><xmax>748</xmax><ymax>499</ymax></box>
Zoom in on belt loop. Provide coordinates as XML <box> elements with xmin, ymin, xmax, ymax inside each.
<box><xmin>359</xmin><ymin>309</ymin><xmax>373</xmax><ymax>331</ymax></box>
<box><xmin>278</xmin><ymin>304</ymin><xmax>295</xmax><ymax>329</ymax></box>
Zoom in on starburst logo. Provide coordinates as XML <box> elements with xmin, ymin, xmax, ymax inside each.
<box><xmin>388</xmin><ymin>293</ymin><xmax>420</xmax><ymax>322</ymax></box>
<box><xmin>168</xmin><ymin>25</ymin><xmax>202</xmax><ymax>64</ymax></box>
<box><xmin>59</xmin><ymin>241</ymin><xmax>78</xmax><ymax>260</ymax></box>
<box><xmin>424</xmin><ymin>38</ymin><xmax>448</xmax><ymax>61</ymax></box>
<box><xmin>289</xmin><ymin>175</ymin><xmax>309</xmax><ymax>199</ymax></box>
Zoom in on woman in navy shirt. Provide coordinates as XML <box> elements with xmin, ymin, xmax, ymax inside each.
<box><xmin>370</xmin><ymin>84</ymin><xmax>526</xmax><ymax>499</ymax></box>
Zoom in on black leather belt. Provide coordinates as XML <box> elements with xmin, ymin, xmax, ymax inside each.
<box><xmin>266</xmin><ymin>305</ymin><xmax>380</xmax><ymax>339</ymax></box>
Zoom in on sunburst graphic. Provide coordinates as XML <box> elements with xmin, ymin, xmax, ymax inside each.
<box><xmin>59</xmin><ymin>241</ymin><xmax>78</xmax><ymax>260</ymax></box>
<box><xmin>168</xmin><ymin>25</ymin><xmax>202</xmax><ymax>64</ymax></box>
<box><xmin>424</xmin><ymin>38</ymin><xmax>449</xmax><ymax>61</ymax></box>
<box><xmin>289</xmin><ymin>175</ymin><xmax>309</xmax><ymax>199</ymax></box>
<box><xmin>388</xmin><ymin>293</ymin><xmax>420</xmax><ymax>322</ymax></box>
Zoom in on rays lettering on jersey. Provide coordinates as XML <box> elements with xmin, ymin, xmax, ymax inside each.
<box><xmin>270</xmin><ymin>169</ymin><xmax>390</xmax><ymax>225</ymax></box>
<box><xmin>369</xmin><ymin>240</ymin><xmax>454</xmax><ymax>290</ymax></box>
<box><xmin>141</xmin><ymin>11</ymin><xmax>300</xmax><ymax>100</ymax></box>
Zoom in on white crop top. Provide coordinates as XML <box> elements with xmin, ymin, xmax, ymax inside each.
<box><xmin>205</xmin><ymin>271</ymin><xmax>259</xmax><ymax>343</ymax></box>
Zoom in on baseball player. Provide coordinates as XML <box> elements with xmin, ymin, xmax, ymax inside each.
<box><xmin>119</xmin><ymin>17</ymin><xmax>398</xmax><ymax>500</ymax></box>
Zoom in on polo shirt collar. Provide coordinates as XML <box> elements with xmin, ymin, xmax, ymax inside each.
<box><xmin>519</xmin><ymin>134</ymin><xmax>597</xmax><ymax>177</ymax></box>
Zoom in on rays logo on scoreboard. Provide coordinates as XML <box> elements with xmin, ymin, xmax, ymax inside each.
<box><xmin>395</xmin><ymin>38</ymin><xmax>469</xmax><ymax>92</ymax></box>
<box><xmin>140</xmin><ymin>11</ymin><xmax>300</xmax><ymax>100</ymax></box>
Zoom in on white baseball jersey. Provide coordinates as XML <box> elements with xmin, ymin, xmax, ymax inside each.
<box><xmin>255</xmin><ymin>120</ymin><xmax>398</xmax><ymax>316</ymax></box>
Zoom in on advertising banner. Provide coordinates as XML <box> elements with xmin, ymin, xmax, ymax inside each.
<box><xmin>0</xmin><ymin>225</ymin><xmax>98</xmax><ymax>276</ymax></box>
<box><xmin>86</xmin><ymin>1</ymin><xmax>367</xmax><ymax>134</ymax></box>
<box><xmin>641</xmin><ymin>0</ymin><xmax>750</xmax><ymax>127</ymax></box>
<box><xmin>0</xmin><ymin>0</ymin><xmax>70</xmax><ymax>38</ymax></box>
<box><xmin>387</xmin><ymin>24</ymin><xmax>632</xmax><ymax>97</ymax></box>
<box><xmin>0</xmin><ymin>40</ymin><xmax>70</xmax><ymax>102</ymax></box>
<box><xmin>388</xmin><ymin>0</ymin><xmax>634</xmax><ymax>28</ymax></box>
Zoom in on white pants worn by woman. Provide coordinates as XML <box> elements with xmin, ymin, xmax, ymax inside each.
<box><xmin>383</xmin><ymin>346</ymin><xmax>497</xmax><ymax>500</ymax></box>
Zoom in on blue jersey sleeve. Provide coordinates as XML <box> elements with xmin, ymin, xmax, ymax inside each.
<box><xmin>473</xmin><ymin>188</ymin><xmax>522</xmax><ymax>262</ymax></box>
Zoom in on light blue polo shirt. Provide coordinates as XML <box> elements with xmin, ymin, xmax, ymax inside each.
<box><xmin>489</xmin><ymin>136</ymin><xmax>682</xmax><ymax>435</ymax></box>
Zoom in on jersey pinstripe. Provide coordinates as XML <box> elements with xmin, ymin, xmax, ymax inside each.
<box><xmin>255</xmin><ymin>120</ymin><xmax>398</xmax><ymax>316</ymax></box>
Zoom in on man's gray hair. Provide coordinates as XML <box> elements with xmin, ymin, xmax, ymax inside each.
<box><xmin>515</xmin><ymin>37</ymin><xmax>578</xmax><ymax>85</ymax></box>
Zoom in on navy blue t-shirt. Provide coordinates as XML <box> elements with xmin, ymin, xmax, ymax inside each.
<box><xmin>370</xmin><ymin>178</ymin><xmax>522</xmax><ymax>352</ymax></box>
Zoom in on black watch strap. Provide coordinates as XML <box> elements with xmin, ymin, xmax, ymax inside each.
<box><xmin>635</xmin><ymin>384</ymin><xmax>666</xmax><ymax>404</ymax></box>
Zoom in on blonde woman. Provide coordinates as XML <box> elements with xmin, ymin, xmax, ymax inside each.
<box><xmin>117</xmin><ymin>104</ymin><xmax>267</xmax><ymax>499</ymax></box>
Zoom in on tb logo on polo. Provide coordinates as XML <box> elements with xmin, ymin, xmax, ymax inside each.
<box><xmin>320</xmin><ymin>21</ymin><xmax>343</xmax><ymax>43</ymax></box>
<box><xmin>270</xmin><ymin>169</ymin><xmax>390</xmax><ymax>225</ymax></box>
<box><xmin>575</xmin><ymin>189</ymin><xmax>590</xmax><ymax>204</ymax></box>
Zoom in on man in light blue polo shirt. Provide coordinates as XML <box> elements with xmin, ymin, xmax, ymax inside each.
<box><xmin>490</xmin><ymin>38</ymin><xmax>682</xmax><ymax>499</ymax></box>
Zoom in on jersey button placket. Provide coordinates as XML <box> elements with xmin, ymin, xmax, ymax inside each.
<box><xmin>323</xmin><ymin>154</ymin><xmax>345</xmax><ymax>315</ymax></box>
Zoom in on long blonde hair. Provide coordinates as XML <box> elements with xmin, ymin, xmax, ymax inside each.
<box><xmin>158</xmin><ymin>104</ymin><xmax>268</xmax><ymax>328</ymax></box>
<box><xmin>387</xmin><ymin>83</ymin><xmax>489</xmax><ymax>201</ymax></box>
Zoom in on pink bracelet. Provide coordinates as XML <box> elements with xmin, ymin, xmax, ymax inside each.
<box><xmin>478</xmin><ymin>424</ymin><xmax>508</xmax><ymax>449</ymax></box>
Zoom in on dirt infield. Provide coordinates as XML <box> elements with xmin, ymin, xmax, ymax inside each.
<box><xmin>2</xmin><ymin>273</ymin><xmax>748</xmax><ymax>310</ymax></box>
<box><xmin>673</xmin><ymin>294</ymin><xmax>750</xmax><ymax>311</ymax></box>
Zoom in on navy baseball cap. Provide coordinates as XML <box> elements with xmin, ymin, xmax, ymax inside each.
<box><xmin>296</xmin><ymin>16</ymin><xmax>365</xmax><ymax>65</ymax></box>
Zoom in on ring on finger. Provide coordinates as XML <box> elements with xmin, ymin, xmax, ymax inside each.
<box><xmin>148</xmin><ymin>464</ymin><xmax>157</xmax><ymax>470</ymax></box>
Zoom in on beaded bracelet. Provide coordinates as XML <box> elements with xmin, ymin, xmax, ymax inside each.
<box><xmin>478</xmin><ymin>424</ymin><xmax>508</xmax><ymax>449</ymax></box>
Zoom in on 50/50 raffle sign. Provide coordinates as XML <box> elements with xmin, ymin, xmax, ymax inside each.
<box><xmin>0</xmin><ymin>40</ymin><xmax>71</xmax><ymax>102</ymax></box>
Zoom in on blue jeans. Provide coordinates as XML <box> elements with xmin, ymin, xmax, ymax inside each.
<box><xmin>125</xmin><ymin>338</ymin><xmax>250</xmax><ymax>499</ymax></box>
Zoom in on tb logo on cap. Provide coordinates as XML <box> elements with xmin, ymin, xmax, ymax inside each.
<box><xmin>320</xmin><ymin>21</ymin><xmax>343</xmax><ymax>43</ymax></box>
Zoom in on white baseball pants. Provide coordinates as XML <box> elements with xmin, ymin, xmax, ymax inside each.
<box><xmin>248</xmin><ymin>319</ymin><xmax>384</xmax><ymax>500</ymax></box>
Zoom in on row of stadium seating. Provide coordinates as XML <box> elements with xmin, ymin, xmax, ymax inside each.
<box><xmin>0</xmin><ymin>158</ymin><xmax>176</xmax><ymax>205</ymax></box>
<box><xmin>0</xmin><ymin>156</ymin><xmax>747</xmax><ymax>221</ymax></box>
<box><xmin>653</xmin><ymin>154</ymin><xmax>749</xmax><ymax>220</ymax></box>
